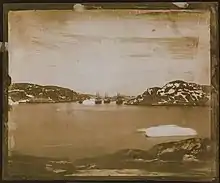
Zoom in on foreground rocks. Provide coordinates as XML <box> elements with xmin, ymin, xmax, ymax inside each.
<box><xmin>6</xmin><ymin>154</ymin><xmax>76</xmax><ymax>180</ymax></box>
<box><xmin>73</xmin><ymin>138</ymin><xmax>214</xmax><ymax>169</ymax></box>
<box><xmin>6</xmin><ymin>137</ymin><xmax>214</xmax><ymax>180</ymax></box>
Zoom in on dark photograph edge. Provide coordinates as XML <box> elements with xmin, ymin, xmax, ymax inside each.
<box><xmin>1</xmin><ymin>2</ymin><xmax>219</xmax><ymax>182</ymax></box>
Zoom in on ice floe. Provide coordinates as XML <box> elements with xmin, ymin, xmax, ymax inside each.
<box><xmin>26</xmin><ymin>94</ymin><xmax>34</xmax><ymax>98</ymax></box>
<box><xmin>82</xmin><ymin>99</ymin><xmax>95</xmax><ymax>105</ymax></box>
<box><xmin>137</xmin><ymin>125</ymin><xmax>197</xmax><ymax>137</ymax></box>
<box><xmin>73</xmin><ymin>4</ymin><xmax>85</xmax><ymax>12</ymax></box>
<box><xmin>172</xmin><ymin>2</ymin><xmax>189</xmax><ymax>8</ymax></box>
<box><xmin>53</xmin><ymin>169</ymin><xmax>67</xmax><ymax>173</ymax></box>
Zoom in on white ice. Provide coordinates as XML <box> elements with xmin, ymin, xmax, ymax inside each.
<box><xmin>137</xmin><ymin>125</ymin><xmax>197</xmax><ymax>137</ymax></box>
<box><xmin>8</xmin><ymin>98</ymin><xmax>19</xmax><ymax>106</ymax></box>
<box><xmin>53</xmin><ymin>169</ymin><xmax>67</xmax><ymax>173</ymax></box>
<box><xmin>18</xmin><ymin>99</ymin><xmax>28</xmax><ymax>103</ymax></box>
<box><xmin>26</xmin><ymin>94</ymin><xmax>34</xmax><ymax>98</ymax></box>
<box><xmin>9</xmin><ymin>89</ymin><xmax>23</xmax><ymax>92</ymax></box>
<box><xmin>82</xmin><ymin>99</ymin><xmax>96</xmax><ymax>105</ymax></box>
<box><xmin>73</xmin><ymin>4</ymin><xmax>85</xmax><ymax>12</ymax></box>
<box><xmin>172</xmin><ymin>2</ymin><xmax>189</xmax><ymax>8</ymax></box>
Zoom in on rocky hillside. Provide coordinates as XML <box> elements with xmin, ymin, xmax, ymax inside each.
<box><xmin>8</xmin><ymin>83</ymin><xmax>90</xmax><ymax>103</ymax></box>
<box><xmin>73</xmin><ymin>137</ymin><xmax>213</xmax><ymax>171</ymax></box>
<box><xmin>147</xmin><ymin>137</ymin><xmax>213</xmax><ymax>162</ymax></box>
<box><xmin>125</xmin><ymin>80</ymin><xmax>211</xmax><ymax>106</ymax></box>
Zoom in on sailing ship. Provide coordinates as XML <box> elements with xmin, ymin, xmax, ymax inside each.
<box><xmin>116</xmin><ymin>92</ymin><xmax>123</xmax><ymax>105</ymax></box>
<box><xmin>95</xmin><ymin>92</ymin><xmax>102</xmax><ymax>104</ymax></box>
<box><xmin>103</xmin><ymin>93</ymin><xmax>111</xmax><ymax>104</ymax></box>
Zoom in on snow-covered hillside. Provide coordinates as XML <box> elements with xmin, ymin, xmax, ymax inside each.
<box><xmin>8</xmin><ymin>83</ymin><xmax>91</xmax><ymax>104</ymax></box>
<box><xmin>125</xmin><ymin>80</ymin><xmax>211</xmax><ymax>106</ymax></box>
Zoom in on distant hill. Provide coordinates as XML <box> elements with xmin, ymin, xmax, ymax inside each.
<box><xmin>125</xmin><ymin>80</ymin><xmax>212</xmax><ymax>106</ymax></box>
<box><xmin>8</xmin><ymin>80</ymin><xmax>213</xmax><ymax>105</ymax></box>
<box><xmin>9</xmin><ymin>83</ymin><xmax>91</xmax><ymax>103</ymax></box>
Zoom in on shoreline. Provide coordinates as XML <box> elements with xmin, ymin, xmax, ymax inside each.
<box><xmin>15</xmin><ymin>101</ymin><xmax>210</xmax><ymax>107</ymax></box>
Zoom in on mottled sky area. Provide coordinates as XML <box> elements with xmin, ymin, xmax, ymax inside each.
<box><xmin>8</xmin><ymin>9</ymin><xmax>210</xmax><ymax>96</ymax></box>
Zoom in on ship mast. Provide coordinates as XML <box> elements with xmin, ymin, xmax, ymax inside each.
<box><xmin>96</xmin><ymin>92</ymin><xmax>100</xmax><ymax>98</ymax></box>
<box><xmin>105</xmin><ymin>92</ymin><xmax>108</xmax><ymax>98</ymax></box>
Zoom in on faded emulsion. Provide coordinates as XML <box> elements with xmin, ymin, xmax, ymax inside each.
<box><xmin>2</xmin><ymin>2</ymin><xmax>218</xmax><ymax>181</ymax></box>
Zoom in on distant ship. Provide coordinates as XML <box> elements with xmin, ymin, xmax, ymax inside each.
<box><xmin>95</xmin><ymin>92</ymin><xmax>102</xmax><ymax>104</ymax></box>
<box><xmin>103</xmin><ymin>93</ymin><xmax>111</xmax><ymax>104</ymax></box>
<box><xmin>116</xmin><ymin>93</ymin><xmax>123</xmax><ymax>105</ymax></box>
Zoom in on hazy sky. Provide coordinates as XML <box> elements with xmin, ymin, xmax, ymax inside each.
<box><xmin>8</xmin><ymin>9</ymin><xmax>210</xmax><ymax>96</ymax></box>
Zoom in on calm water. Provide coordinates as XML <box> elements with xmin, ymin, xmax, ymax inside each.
<box><xmin>9</xmin><ymin>103</ymin><xmax>211</xmax><ymax>162</ymax></box>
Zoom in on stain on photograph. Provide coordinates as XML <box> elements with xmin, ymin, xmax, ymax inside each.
<box><xmin>5</xmin><ymin>2</ymin><xmax>217</xmax><ymax>180</ymax></box>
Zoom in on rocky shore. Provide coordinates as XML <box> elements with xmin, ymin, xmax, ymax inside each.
<box><xmin>73</xmin><ymin>137</ymin><xmax>214</xmax><ymax>168</ymax></box>
<box><xmin>6</xmin><ymin>137</ymin><xmax>214</xmax><ymax>180</ymax></box>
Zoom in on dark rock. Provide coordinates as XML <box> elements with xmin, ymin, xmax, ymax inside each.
<box><xmin>148</xmin><ymin>137</ymin><xmax>213</xmax><ymax>162</ymax></box>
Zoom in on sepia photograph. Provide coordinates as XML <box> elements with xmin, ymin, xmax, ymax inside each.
<box><xmin>3</xmin><ymin>2</ymin><xmax>218</xmax><ymax>180</ymax></box>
